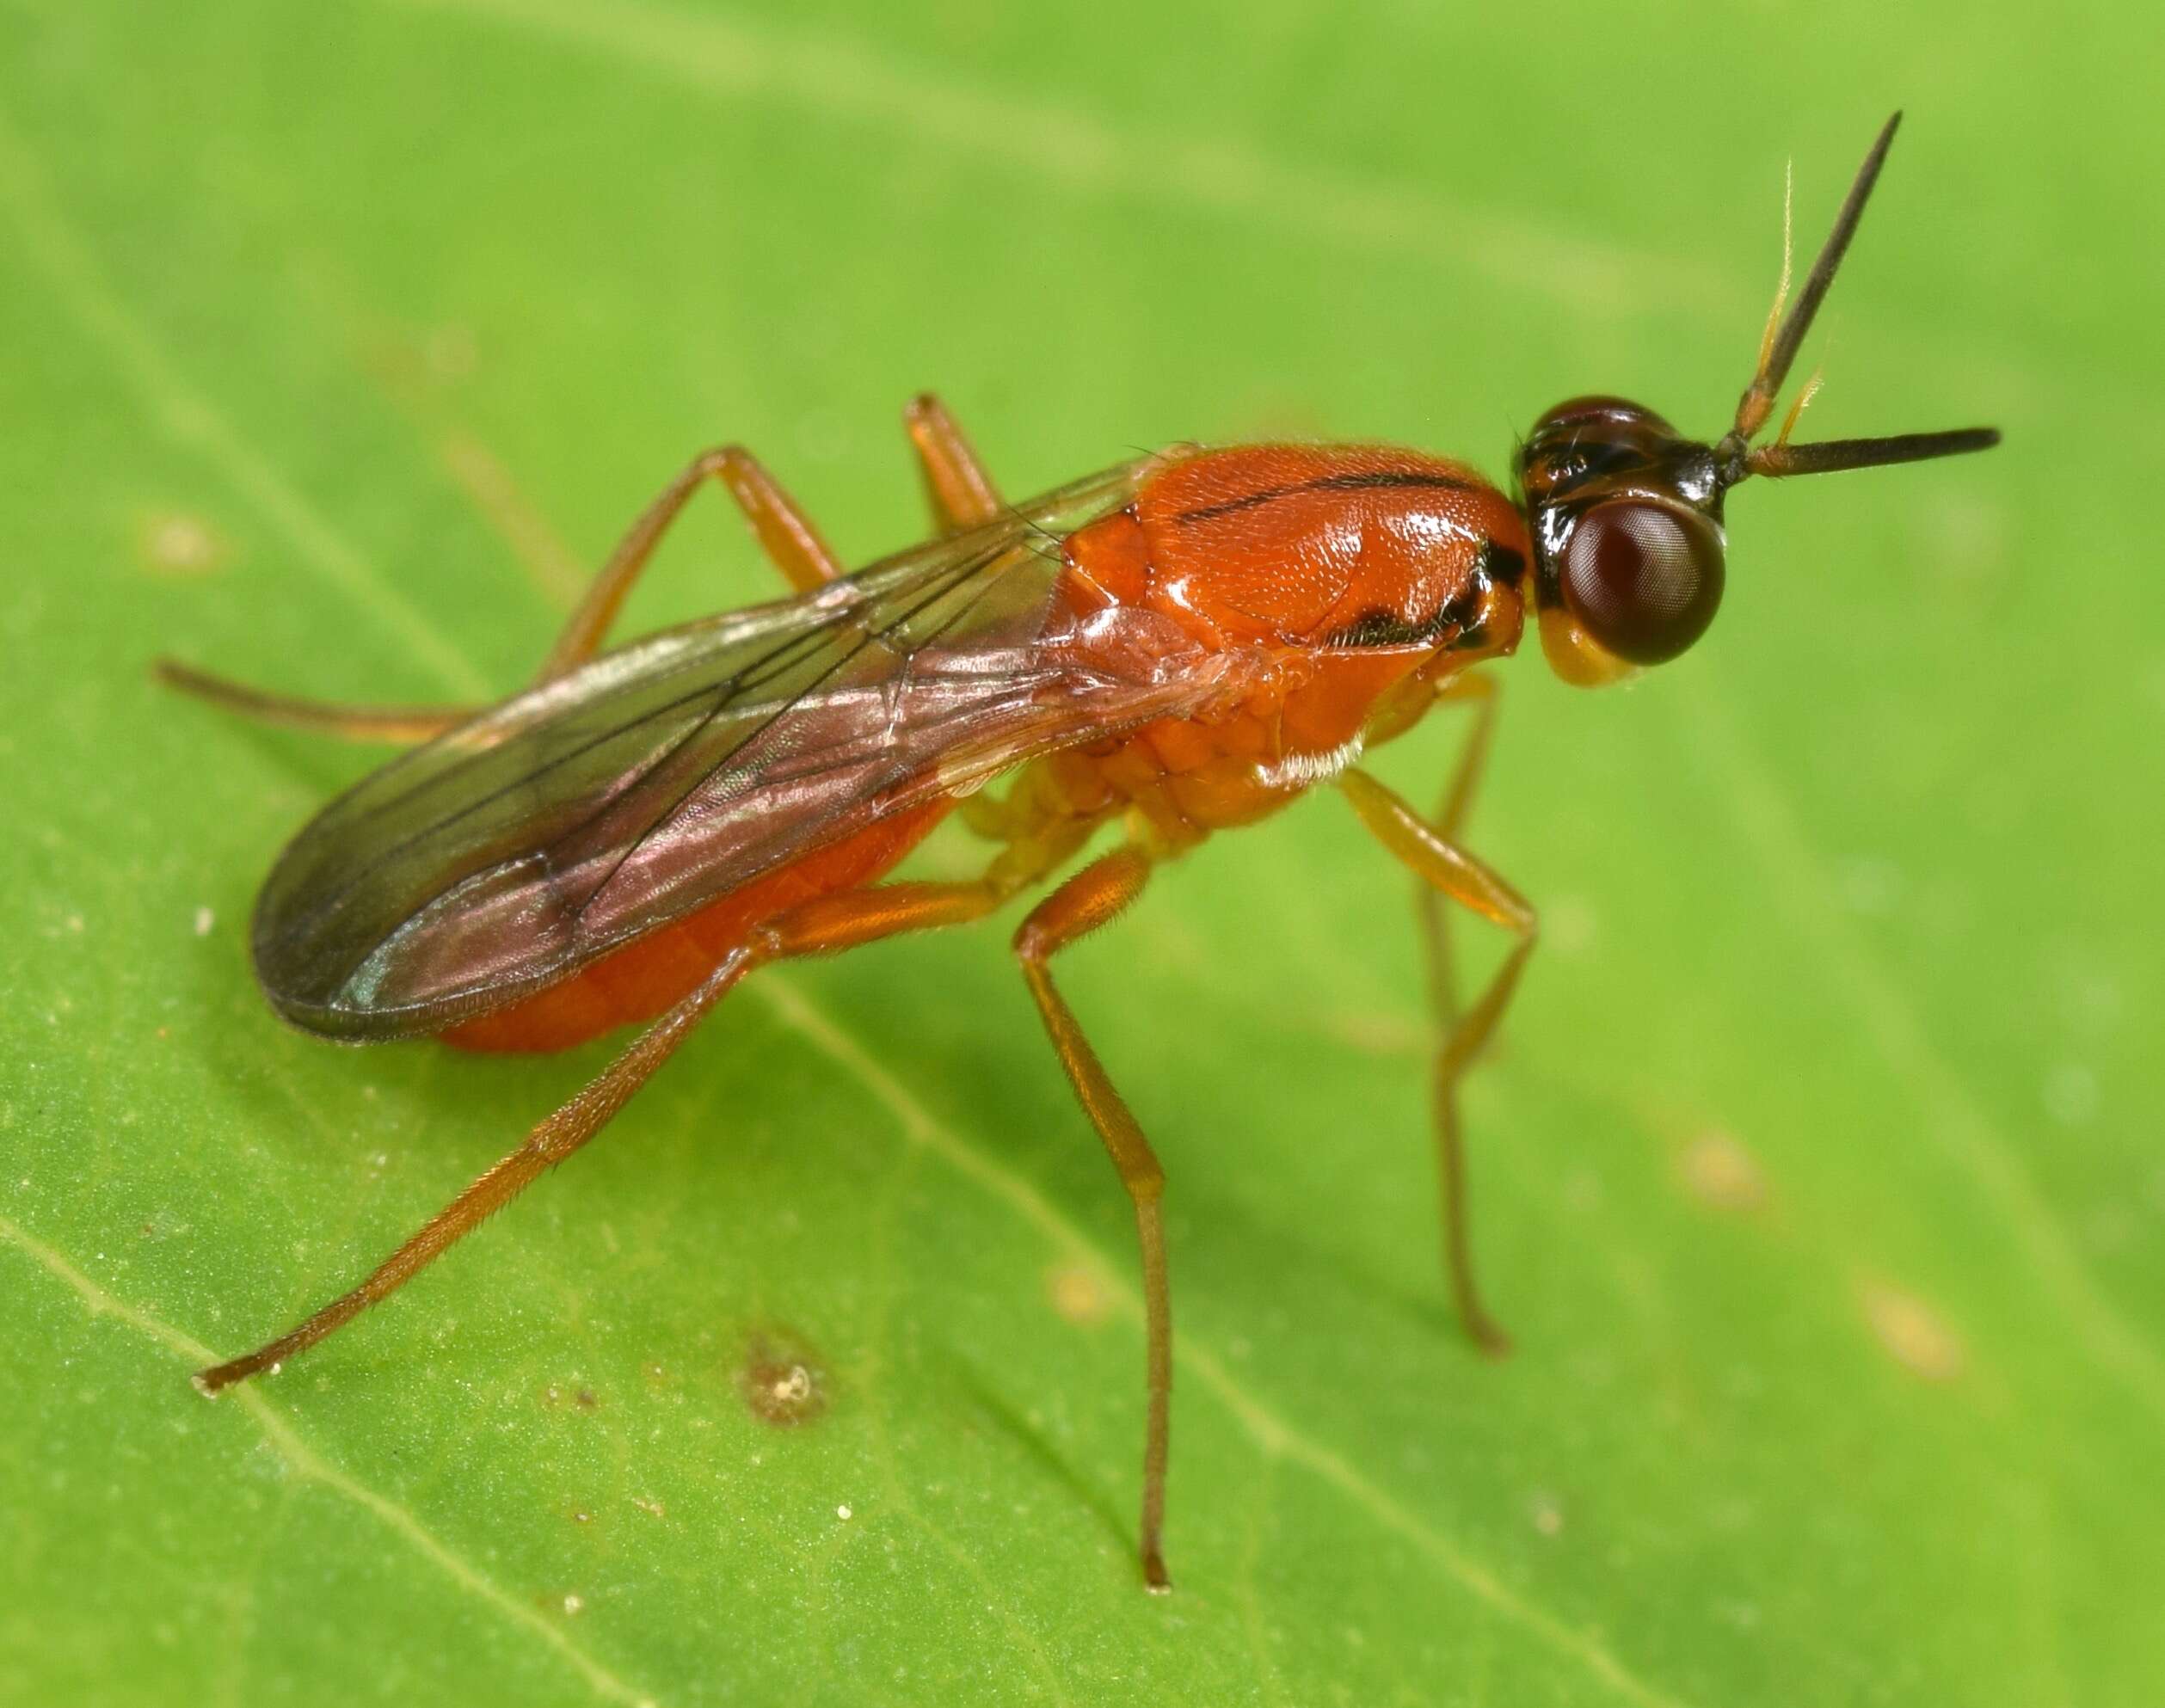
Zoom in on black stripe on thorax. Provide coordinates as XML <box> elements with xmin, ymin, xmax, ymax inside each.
<box><xmin>1173</xmin><ymin>468</ymin><xmax>1472</xmax><ymax>526</ymax></box>
<box><xmin>1323</xmin><ymin>603</ymin><xmax>1465</xmax><ymax>648</ymax></box>
<box><xmin>1320</xmin><ymin>538</ymin><xmax>1521</xmax><ymax>650</ymax></box>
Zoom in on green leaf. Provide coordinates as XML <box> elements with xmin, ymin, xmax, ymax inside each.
<box><xmin>3</xmin><ymin>3</ymin><xmax>2158</xmax><ymax>1703</ymax></box>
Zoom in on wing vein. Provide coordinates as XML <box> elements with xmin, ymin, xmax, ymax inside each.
<box><xmin>561</xmin><ymin>538</ymin><xmax>1007</xmax><ymax>927</ymax></box>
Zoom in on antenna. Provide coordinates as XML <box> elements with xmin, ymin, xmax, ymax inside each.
<box><xmin>1719</xmin><ymin>114</ymin><xmax>2000</xmax><ymax>485</ymax></box>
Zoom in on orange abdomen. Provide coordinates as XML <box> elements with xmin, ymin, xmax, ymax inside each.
<box><xmin>442</xmin><ymin>800</ymin><xmax>953</xmax><ymax>1054</ymax></box>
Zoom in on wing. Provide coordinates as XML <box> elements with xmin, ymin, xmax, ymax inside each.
<box><xmin>253</xmin><ymin>461</ymin><xmax>1245</xmax><ymax>1040</ymax></box>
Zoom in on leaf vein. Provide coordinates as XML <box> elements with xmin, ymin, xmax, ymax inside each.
<box><xmin>0</xmin><ymin>110</ymin><xmax>491</xmax><ymax>700</ymax></box>
<box><xmin>751</xmin><ymin>976</ymin><xmax>1694</xmax><ymax>1708</ymax></box>
<box><xmin>1679</xmin><ymin>672</ymin><xmax>2165</xmax><ymax>1425</ymax></box>
<box><xmin>0</xmin><ymin>1213</ymin><xmax>662</xmax><ymax>1708</ymax></box>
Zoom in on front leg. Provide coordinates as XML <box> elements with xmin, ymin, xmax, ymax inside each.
<box><xmin>1338</xmin><ymin>765</ymin><xmax>1536</xmax><ymax>1355</ymax></box>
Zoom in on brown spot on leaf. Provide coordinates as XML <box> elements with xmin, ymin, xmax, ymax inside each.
<box><xmin>1320</xmin><ymin>1011</ymin><xmax>1427</xmax><ymax>1056</ymax></box>
<box><xmin>1047</xmin><ymin>1263</ymin><xmax>1112</xmax><ymax>1327</ymax></box>
<box><xmin>136</xmin><ymin>509</ymin><xmax>230</xmax><ymax>575</ymax></box>
<box><xmin>1679</xmin><ymin>1131</ymin><xmax>1768</xmax><ymax>1213</ymax></box>
<box><xmin>1859</xmin><ymin>1281</ymin><xmax>1965</xmax><ymax>1382</ymax></box>
<box><xmin>426</xmin><ymin>323</ymin><xmax>478</xmax><ymax>381</ymax></box>
<box><xmin>737</xmin><ymin>1329</ymin><xmax>827</xmax><ymax>1428</ymax></box>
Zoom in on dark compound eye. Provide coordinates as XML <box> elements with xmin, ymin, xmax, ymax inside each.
<box><xmin>1558</xmin><ymin>500</ymin><xmax>1725</xmax><ymax>665</ymax></box>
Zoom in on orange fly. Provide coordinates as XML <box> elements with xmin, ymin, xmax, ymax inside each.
<box><xmin>167</xmin><ymin>114</ymin><xmax>1996</xmax><ymax>1590</ymax></box>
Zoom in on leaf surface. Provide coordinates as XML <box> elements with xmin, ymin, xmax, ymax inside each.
<box><xmin>2</xmin><ymin>3</ymin><xmax>2158</xmax><ymax>1703</ymax></box>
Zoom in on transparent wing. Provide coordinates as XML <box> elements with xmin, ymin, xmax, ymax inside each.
<box><xmin>253</xmin><ymin>462</ymin><xmax>1242</xmax><ymax>1039</ymax></box>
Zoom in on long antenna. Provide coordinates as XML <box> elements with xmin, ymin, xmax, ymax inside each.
<box><xmin>1746</xmin><ymin>425</ymin><xmax>2000</xmax><ymax>478</ymax></box>
<box><xmin>1732</xmin><ymin>112</ymin><xmax>1902</xmax><ymax>440</ymax></box>
<box><xmin>1717</xmin><ymin>113</ymin><xmax>2000</xmax><ymax>485</ymax></box>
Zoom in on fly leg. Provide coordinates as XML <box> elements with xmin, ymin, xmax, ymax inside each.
<box><xmin>194</xmin><ymin>835</ymin><xmax>1083</xmax><ymax>1398</ymax></box>
<box><xmin>558</xmin><ymin>394</ymin><xmax>1010</xmax><ymax>673</ymax></box>
<box><xmin>1341</xmin><ymin>757</ymin><xmax>1534</xmax><ymax>1357</ymax></box>
<box><xmin>1412</xmin><ymin>673</ymin><xmax>1512</xmax><ymax>1353</ymax></box>
<box><xmin>903</xmin><ymin>392</ymin><xmax>1004</xmax><ymax>532</ymax></box>
<box><xmin>162</xmin><ymin>404</ymin><xmax>1005</xmax><ymax>738</ymax></box>
<box><xmin>1010</xmin><ymin>845</ymin><xmax>1175</xmax><ymax>1591</ymax></box>
<box><xmin>537</xmin><ymin>444</ymin><xmax>841</xmax><ymax>680</ymax></box>
<box><xmin>581</xmin><ymin>396</ymin><xmax>1015</xmax><ymax>663</ymax></box>
<box><xmin>902</xmin><ymin>391</ymin><xmax>1020</xmax><ymax>841</ymax></box>
<box><xmin>156</xmin><ymin>441</ymin><xmax>844</xmax><ymax>740</ymax></box>
<box><xmin>151</xmin><ymin>660</ymin><xmax>477</xmax><ymax>744</ymax></box>
<box><xmin>195</xmin><ymin>942</ymin><xmax>765</xmax><ymax>1393</ymax></box>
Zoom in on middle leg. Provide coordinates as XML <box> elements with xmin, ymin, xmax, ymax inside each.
<box><xmin>903</xmin><ymin>392</ymin><xmax>1005</xmax><ymax>533</ymax></box>
<box><xmin>536</xmin><ymin>444</ymin><xmax>843</xmax><ymax>682</ymax></box>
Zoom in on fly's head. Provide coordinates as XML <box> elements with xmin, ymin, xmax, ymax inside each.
<box><xmin>1516</xmin><ymin>113</ymin><xmax>1998</xmax><ymax>690</ymax></box>
<box><xmin>1516</xmin><ymin>396</ymin><xmax>1726</xmax><ymax>685</ymax></box>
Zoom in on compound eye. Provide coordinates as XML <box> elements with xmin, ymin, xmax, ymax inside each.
<box><xmin>1558</xmin><ymin>500</ymin><xmax>1725</xmax><ymax>665</ymax></box>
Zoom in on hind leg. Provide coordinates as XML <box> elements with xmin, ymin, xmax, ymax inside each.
<box><xmin>158</xmin><ymin>439</ymin><xmax>846</xmax><ymax>740</ymax></box>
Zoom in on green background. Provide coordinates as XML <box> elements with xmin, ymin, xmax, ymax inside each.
<box><xmin>3</xmin><ymin>2</ymin><xmax>2159</xmax><ymax>1703</ymax></box>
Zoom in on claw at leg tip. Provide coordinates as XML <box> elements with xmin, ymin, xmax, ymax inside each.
<box><xmin>193</xmin><ymin>1355</ymin><xmax>270</xmax><ymax>1397</ymax></box>
<box><xmin>1472</xmin><ymin>1319</ymin><xmax>1514</xmax><ymax>1361</ymax></box>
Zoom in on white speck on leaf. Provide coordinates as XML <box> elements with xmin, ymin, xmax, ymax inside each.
<box><xmin>1839</xmin><ymin>857</ymin><xmax>1904</xmax><ymax>916</ymax></box>
<box><xmin>426</xmin><ymin>323</ymin><xmax>478</xmax><ymax>378</ymax></box>
<box><xmin>1546</xmin><ymin>894</ymin><xmax>1598</xmax><ymax>955</ymax></box>
<box><xmin>2043</xmin><ymin>1061</ymin><xmax>2099</xmax><ymax>1127</ymax></box>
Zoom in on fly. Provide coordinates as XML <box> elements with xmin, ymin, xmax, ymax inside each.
<box><xmin>165</xmin><ymin>114</ymin><xmax>1997</xmax><ymax>1591</ymax></box>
